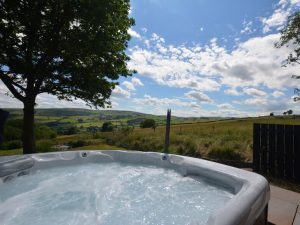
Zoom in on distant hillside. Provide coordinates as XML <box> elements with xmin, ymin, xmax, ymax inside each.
<box><xmin>4</xmin><ymin>108</ymin><xmax>224</xmax><ymax>126</ymax></box>
<box><xmin>4</xmin><ymin>108</ymin><xmax>145</xmax><ymax>117</ymax></box>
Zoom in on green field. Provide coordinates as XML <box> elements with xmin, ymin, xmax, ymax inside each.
<box><xmin>2</xmin><ymin>108</ymin><xmax>300</xmax><ymax>164</ymax></box>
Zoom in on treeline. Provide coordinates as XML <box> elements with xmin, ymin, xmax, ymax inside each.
<box><xmin>1</xmin><ymin>119</ymin><xmax>57</xmax><ymax>150</ymax></box>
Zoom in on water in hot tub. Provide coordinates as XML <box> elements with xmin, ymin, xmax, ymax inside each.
<box><xmin>0</xmin><ymin>163</ymin><xmax>234</xmax><ymax>225</ymax></box>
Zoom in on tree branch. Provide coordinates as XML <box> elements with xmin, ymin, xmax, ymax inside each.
<box><xmin>0</xmin><ymin>71</ymin><xmax>25</xmax><ymax>102</ymax></box>
<box><xmin>11</xmin><ymin>80</ymin><xmax>26</xmax><ymax>92</ymax></box>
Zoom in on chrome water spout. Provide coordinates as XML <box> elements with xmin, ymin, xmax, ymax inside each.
<box><xmin>163</xmin><ymin>109</ymin><xmax>171</xmax><ymax>160</ymax></box>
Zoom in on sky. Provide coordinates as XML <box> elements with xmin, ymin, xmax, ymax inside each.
<box><xmin>2</xmin><ymin>0</ymin><xmax>300</xmax><ymax>117</ymax></box>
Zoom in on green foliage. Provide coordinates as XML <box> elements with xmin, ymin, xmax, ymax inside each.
<box><xmin>35</xmin><ymin>125</ymin><xmax>57</xmax><ymax>139</ymax></box>
<box><xmin>36</xmin><ymin>141</ymin><xmax>53</xmax><ymax>153</ymax></box>
<box><xmin>0</xmin><ymin>0</ymin><xmax>134</xmax><ymax>153</ymax></box>
<box><xmin>86</xmin><ymin>126</ymin><xmax>101</xmax><ymax>133</ymax></box>
<box><xmin>121</xmin><ymin>126</ymin><xmax>134</xmax><ymax>135</ymax></box>
<box><xmin>0</xmin><ymin>0</ymin><xmax>134</xmax><ymax>106</ymax></box>
<box><xmin>208</xmin><ymin>147</ymin><xmax>243</xmax><ymax>161</ymax></box>
<box><xmin>3</xmin><ymin>125</ymin><xmax>22</xmax><ymax>141</ymax></box>
<box><xmin>0</xmin><ymin>140</ymin><xmax>23</xmax><ymax>150</ymax></box>
<box><xmin>177</xmin><ymin>141</ymin><xmax>200</xmax><ymax>157</ymax></box>
<box><xmin>64</xmin><ymin>126</ymin><xmax>79</xmax><ymax>135</ymax></box>
<box><xmin>68</xmin><ymin>140</ymin><xmax>88</xmax><ymax>148</ymax></box>
<box><xmin>102</xmin><ymin>122</ymin><xmax>114</xmax><ymax>132</ymax></box>
<box><xmin>140</xmin><ymin>119</ymin><xmax>156</xmax><ymax>129</ymax></box>
<box><xmin>276</xmin><ymin>11</ymin><xmax>300</xmax><ymax>65</ymax></box>
<box><xmin>5</xmin><ymin>119</ymin><xmax>23</xmax><ymax>129</ymax></box>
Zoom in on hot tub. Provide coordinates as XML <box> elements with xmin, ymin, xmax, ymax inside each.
<box><xmin>0</xmin><ymin>150</ymin><xmax>269</xmax><ymax>225</ymax></box>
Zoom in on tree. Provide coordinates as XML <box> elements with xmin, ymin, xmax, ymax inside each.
<box><xmin>140</xmin><ymin>119</ymin><xmax>156</xmax><ymax>131</ymax></box>
<box><xmin>64</xmin><ymin>126</ymin><xmax>78</xmax><ymax>135</ymax></box>
<box><xmin>287</xmin><ymin>109</ymin><xmax>293</xmax><ymax>115</ymax></box>
<box><xmin>0</xmin><ymin>1</ymin><xmax>134</xmax><ymax>154</ymax></box>
<box><xmin>276</xmin><ymin>12</ymin><xmax>300</xmax><ymax>100</ymax></box>
<box><xmin>276</xmin><ymin>12</ymin><xmax>300</xmax><ymax>65</ymax></box>
<box><xmin>270</xmin><ymin>112</ymin><xmax>274</xmax><ymax>116</ymax></box>
<box><xmin>101</xmin><ymin>122</ymin><xmax>114</xmax><ymax>132</ymax></box>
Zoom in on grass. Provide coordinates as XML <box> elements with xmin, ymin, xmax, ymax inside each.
<box><xmin>0</xmin><ymin>148</ymin><xmax>23</xmax><ymax>156</ymax></box>
<box><xmin>74</xmin><ymin>144</ymin><xmax>125</xmax><ymax>150</ymax></box>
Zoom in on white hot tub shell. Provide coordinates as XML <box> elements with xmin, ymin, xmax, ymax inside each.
<box><xmin>0</xmin><ymin>150</ymin><xmax>270</xmax><ymax>225</ymax></box>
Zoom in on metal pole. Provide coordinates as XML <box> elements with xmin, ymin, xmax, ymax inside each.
<box><xmin>163</xmin><ymin>109</ymin><xmax>171</xmax><ymax>158</ymax></box>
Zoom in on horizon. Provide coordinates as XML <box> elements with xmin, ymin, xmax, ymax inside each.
<box><xmin>3</xmin><ymin>107</ymin><xmax>290</xmax><ymax>118</ymax></box>
<box><xmin>1</xmin><ymin>0</ymin><xmax>300</xmax><ymax>117</ymax></box>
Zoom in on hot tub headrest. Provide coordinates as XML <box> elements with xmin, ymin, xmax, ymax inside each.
<box><xmin>0</xmin><ymin>156</ymin><xmax>34</xmax><ymax>177</ymax></box>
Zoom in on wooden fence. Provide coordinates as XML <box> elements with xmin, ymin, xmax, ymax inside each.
<box><xmin>253</xmin><ymin>123</ymin><xmax>300</xmax><ymax>181</ymax></box>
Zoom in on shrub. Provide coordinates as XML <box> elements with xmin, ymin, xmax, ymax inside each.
<box><xmin>0</xmin><ymin>140</ymin><xmax>23</xmax><ymax>150</ymax></box>
<box><xmin>121</xmin><ymin>126</ymin><xmax>134</xmax><ymax>135</ymax></box>
<box><xmin>68</xmin><ymin>140</ymin><xmax>88</xmax><ymax>148</ymax></box>
<box><xmin>101</xmin><ymin>122</ymin><xmax>114</xmax><ymax>132</ymax></box>
<box><xmin>208</xmin><ymin>147</ymin><xmax>243</xmax><ymax>161</ymax></box>
<box><xmin>64</xmin><ymin>126</ymin><xmax>79</xmax><ymax>135</ymax></box>
<box><xmin>3</xmin><ymin>125</ymin><xmax>22</xmax><ymax>141</ymax></box>
<box><xmin>35</xmin><ymin>125</ymin><xmax>57</xmax><ymax>139</ymax></box>
<box><xmin>140</xmin><ymin>119</ymin><xmax>156</xmax><ymax>129</ymax></box>
<box><xmin>177</xmin><ymin>141</ymin><xmax>200</xmax><ymax>157</ymax></box>
<box><xmin>36</xmin><ymin>141</ymin><xmax>53</xmax><ymax>153</ymax></box>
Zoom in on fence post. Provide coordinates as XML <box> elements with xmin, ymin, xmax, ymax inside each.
<box><xmin>253</xmin><ymin>123</ymin><xmax>261</xmax><ymax>172</ymax></box>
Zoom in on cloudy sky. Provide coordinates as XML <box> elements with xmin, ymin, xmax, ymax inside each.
<box><xmin>2</xmin><ymin>0</ymin><xmax>300</xmax><ymax>117</ymax></box>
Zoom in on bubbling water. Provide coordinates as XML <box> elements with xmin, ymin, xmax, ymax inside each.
<box><xmin>0</xmin><ymin>163</ymin><xmax>234</xmax><ymax>225</ymax></box>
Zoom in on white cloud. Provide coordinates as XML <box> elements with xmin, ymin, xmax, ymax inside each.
<box><xmin>291</xmin><ymin>0</ymin><xmax>300</xmax><ymax>6</ymax></box>
<box><xmin>244</xmin><ymin>97</ymin><xmax>268</xmax><ymax>106</ymax></box>
<box><xmin>0</xmin><ymin>81</ymin><xmax>91</xmax><ymax>108</ymax></box>
<box><xmin>261</xmin><ymin>0</ymin><xmax>300</xmax><ymax>33</ymax></box>
<box><xmin>129</xmin><ymin>31</ymin><xmax>300</xmax><ymax>95</ymax></box>
<box><xmin>217</xmin><ymin>103</ymin><xmax>234</xmax><ymax>109</ymax></box>
<box><xmin>241</xmin><ymin>21</ymin><xmax>255</xmax><ymax>34</ymax></box>
<box><xmin>111</xmin><ymin>86</ymin><xmax>131</xmax><ymax>98</ymax></box>
<box><xmin>272</xmin><ymin>90</ymin><xmax>285</xmax><ymax>97</ymax></box>
<box><xmin>261</xmin><ymin>8</ymin><xmax>290</xmax><ymax>33</ymax></box>
<box><xmin>224</xmin><ymin>88</ymin><xmax>241</xmax><ymax>96</ymax></box>
<box><xmin>121</xmin><ymin>78</ymin><xmax>144</xmax><ymax>92</ymax></box>
<box><xmin>131</xmin><ymin>77</ymin><xmax>144</xmax><ymax>86</ymax></box>
<box><xmin>128</xmin><ymin>28</ymin><xmax>141</xmax><ymax>39</ymax></box>
<box><xmin>243</xmin><ymin>88</ymin><xmax>267</xmax><ymax>97</ymax></box>
<box><xmin>134</xmin><ymin>94</ymin><xmax>199</xmax><ymax>108</ymax></box>
<box><xmin>122</xmin><ymin>81</ymin><xmax>136</xmax><ymax>91</ymax></box>
<box><xmin>184</xmin><ymin>91</ymin><xmax>213</xmax><ymax>103</ymax></box>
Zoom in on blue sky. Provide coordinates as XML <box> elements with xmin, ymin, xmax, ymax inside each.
<box><xmin>2</xmin><ymin>0</ymin><xmax>300</xmax><ymax>117</ymax></box>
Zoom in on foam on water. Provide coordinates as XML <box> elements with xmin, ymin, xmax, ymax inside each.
<box><xmin>0</xmin><ymin>163</ymin><xmax>234</xmax><ymax>225</ymax></box>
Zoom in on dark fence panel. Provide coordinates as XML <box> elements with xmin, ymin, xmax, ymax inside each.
<box><xmin>253</xmin><ymin>123</ymin><xmax>300</xmax><ymax>181</ymax></box>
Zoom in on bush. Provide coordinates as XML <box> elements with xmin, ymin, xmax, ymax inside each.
<box><xmin>68</xmin><ymin>140</ymin><xmax>88</xmax><ymax>148</ymax></box>
<box><xmin>0</xmin><ymin>140</ymin><xmax>23</xmax><ymax>150</ymax></box>
<box><xmin>121</xmin><ymin>126</ymin><xmax>134</xmax><ymax>135</ymax></box>
<box><xmin>35</xmin><ymin>125</ymin><xmax>57</xmax><ymax>140</ymax></box>
<box><xmin>86</xmin><ymin>126</ymin><xmax>100</xmax><ymax>134</ymax></box>
<box><xmin>140</xmin><ymin>119</ymin><xmax>156</xmax><ymax>129</ymax></box>
<box><xmin>64</xmin><ymin>126</ymin><xmax>79</xmax><ymax>135</ymax></box>
<box><xmin>5</xmin><ymin>119</ymin><xmax>23</xmax><ymax>129</ymax></box>
<box><xmin>102</xmin><ymin>122</ymin><xmax>114</xmax><ymax>132</ymax></box>
<box><xmin>208</xmin><ymin>147</ymin><xmax>243</xmax><ymax>161</ymax></box>
<box><xmin>3</xmin><ymin>125</ymin><xmax>22</xmax><ymax>141</ymax></box>
<box><xmin>36</xmin><ymin>141</ymin><xmax>53</xmax><ymax>153</ymax></box>
<box><xmin>177</xmin><ymin>141</ymin><xmax>200</xmax><ymax>157</ymax></box>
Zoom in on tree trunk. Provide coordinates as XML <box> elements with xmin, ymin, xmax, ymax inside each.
<box><xmin>22</xmin><ymin>101</ymin><xmax>36</xmax><ymax>154</ymax></box>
